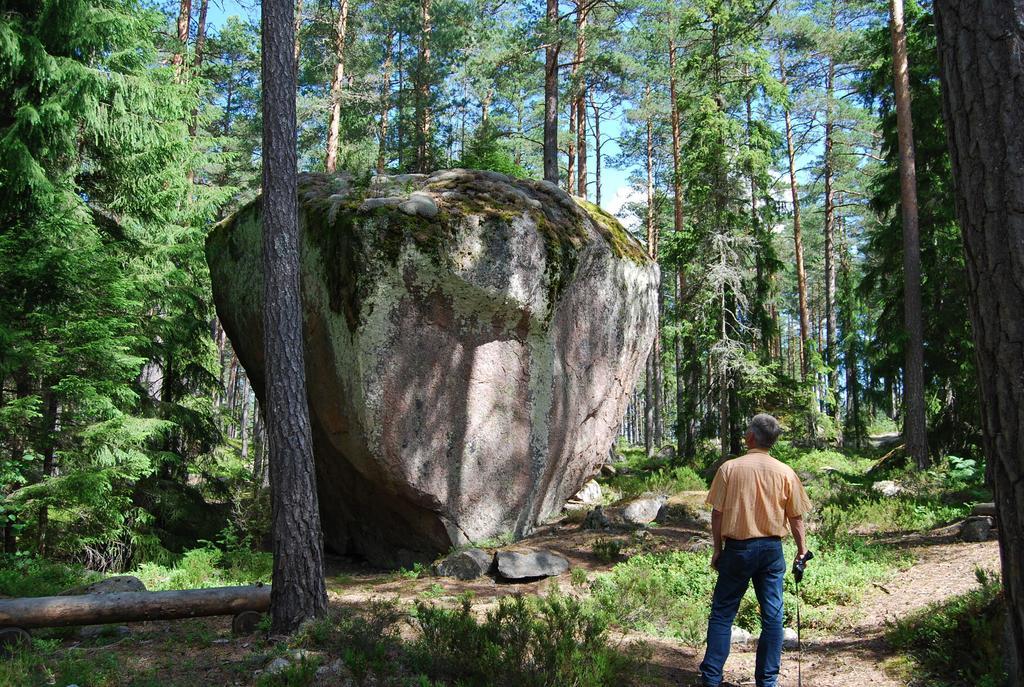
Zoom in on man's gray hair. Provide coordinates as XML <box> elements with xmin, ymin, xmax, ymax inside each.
<box><xmin>748</xmin><ymin>414</ymin><xmax>783</xmax><ymax>449</ymax></box>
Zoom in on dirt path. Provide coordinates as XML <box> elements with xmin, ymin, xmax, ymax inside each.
<box><xmin>647</xmin><ymin>537</ymin><xmax>1000</xmax><ymax>687</ymax></box>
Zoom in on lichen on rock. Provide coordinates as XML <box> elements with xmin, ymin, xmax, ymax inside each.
<box><xmin>206</xmin><ymin>169</ymin><xmax>659</xmax><ymax>566</ymax></box>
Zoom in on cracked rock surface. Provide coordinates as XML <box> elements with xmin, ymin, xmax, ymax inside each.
<box><xmin>207</xmin><ymin>169</ymin><xmax>659</xmax><ymax>566</ymax></box>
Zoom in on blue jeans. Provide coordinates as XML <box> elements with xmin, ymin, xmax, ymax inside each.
<box><xmin>699</xmin><ymin>537</ymin><xmax>785</xmax><ymax>687</ymax></box>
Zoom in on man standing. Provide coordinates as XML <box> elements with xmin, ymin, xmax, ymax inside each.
<box><xmin>698</xmin><ymin>414</ymin><xmax>811</xmax><ymax>687</ymax></box>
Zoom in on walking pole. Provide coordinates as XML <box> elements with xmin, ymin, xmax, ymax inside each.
<box><xmin>792</xmin><ymin>550</ymin><xmax>814</xmax><ymax>687</ymax></box>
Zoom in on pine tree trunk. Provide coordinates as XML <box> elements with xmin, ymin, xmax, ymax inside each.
<box><xmin>376</xmin><ymin>31</ymin><xmax>394</xmax><ymax>174</ymax></box>
<box><xmin>567</xmin><ymin>102</ymin><xmax>576</xmax><ymax>193</ymax></box>
<box><xmin>823</xmin><ymin>28</ymin><xmax>838</xmax><ymax>422</ymax></box>
<box><xmin>644</xmin><ymin>104</ymin><xmax>658</xmax><ymax>457</ymax></box>
<box><xmin>778</xmin><ymin>46</ymin><xmax>811</xmax><ymax>381</ymax></box>
<box><xmin>324</xmin><ymin>0</ymin><xmax>351</xmax><ymax>173</ymax></box>
<box><xmin>933</xmin><ymin>1</ymin><xmax>1024</xmax><ymax>680</ymax></box>
<box><xmin>261</xmin><ymin>0</ymin><xmax>327</xmax><ymax>634</ymax></box>
<box><xmin>293</xmin><ymin>0</ymin><xmax>303</xmax><ymax>63</ymax></box>
<box><xmin>173</xmin><ymin>0</ymin><xmax>192</xmax><ymax>81</ymax></box>
<box><xmin>187</xmin><ymin>0</ymin><xmax>209</xmax><ymax>141</ymax></box>
<box><xmin>543</xmin><ymin>0</ymin><xmax>560</xmax><ymax>184</ymax></box>
<box><xmin>415</xmin><ymin>0</ymin><xmax>432</xmax><ymax>173</ymax></box>
<box><xmin>37</xmin><ymin>389</ymin><xmax>58</xmax><ymax>557</ymax></box>
<box><xmin>590</xmin><ymin>94</ymin><xmax>601</xmax><ymax>204</ymax></box>
<box><xmin>575</xmin><ymin>2</ymin><xmax>587</xmax><ymax>199</ymax></box>
<box><xmin>889</xmin><ymin>0</ymin><xmax>929</xmax><ymax>468</ymax></box>
<box><xmin>240</xmin><ymin>380</ymin><xmax>250</xmax><ymax>461</ymax></box>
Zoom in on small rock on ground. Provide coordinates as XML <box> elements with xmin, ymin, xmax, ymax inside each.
<box><xmin>264</xmin><ymin>657</ymin><xmax>292</xmax><ymax>675</ymax></box>
<box><xmin>434</xmin><ymin>548</ymin><xmax>493</xmax><ymax>580</ymax></box>
<box><xmin>623</xmin><ymin>497</ymin><xmax>665</xmax><ymax>525</ymax></box>
<box><xmin>731</xmin><ymin>626</ymin><xmax>754</xmax><ymax>645</ymax></box>
<box><xmin>573</xmin><ymin>480</ymin><xmax>603</xmax><ymax>505</ymax></box>
<box><xmin>871</xmin><ymin>480</ymin><xmax>902</xmax><ymax>497</ymax></box>
<box><xmin>960</xmin><ymin>516</ymin><xmax>995</xmax><ymax>542</ymax></box>
<box><xmin>496</xmin><ymin>550</ymin><xmax>569</xmax><ymax>580</ymax></box>
<box><xmin>582</xmin><ymin>506</ymin><xmax>611</xmax><ymax>530</ymax></box>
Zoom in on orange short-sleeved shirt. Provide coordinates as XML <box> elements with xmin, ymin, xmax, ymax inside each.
<box><xmin>706</xmin><ymin>448</ymin><xmax>811</xmax><ymax>540</ymax></box>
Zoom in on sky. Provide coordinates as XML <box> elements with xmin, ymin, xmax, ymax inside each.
<box><xmin>203</xmin><ymin>0</ymin><xmax>639</xmax><ymax>223</ymax></box>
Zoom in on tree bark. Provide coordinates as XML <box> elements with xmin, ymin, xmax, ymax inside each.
<box><xmin>261</xmin><ymin>0</ymin><xmax>327</xmax><ymax>634</ymax></box>
<box><xmin>778</xmin><ymin>45</ymin><xmax>810</xmax><ymax>381</ymax></box>
<box><xmin>173</xmin><ymin>0</ymin><xmax>192</xmax><ymax>81</ymax></box>
<box><xmin>575</xmin><ymin>1</ymin><xmax>587</xmax><ymax>199</ymax></box>
<box><xmin>37</xmin><ymin>389</ymin><xmax>58</xmax><ymax>557</ymax></box>
<box><xmin>543</xmin><ymin>0</ymin><xmax>560</xmax><ymax>184</ymax></box>
<box><xmin>0</xmin><ymin>586</ymin><xmax>271</xmax><ymax>629</ymax></box>
<box><xmin>933</xmin><ymin>1</ymin><xmax>1024</xmax><ymax>681</ymax></box>
<box><xmin>324</xmin><ymin>0</ymin><xmax>351</xmax><ymax>173</ymax></box>
<box><xmin>644</xmin><ymin>100</ymin><xmax>659</xmax><ymax>456</ymax></box>
<box><xmin>293</xmin><ymin>0</ymin><xmax>303</xmax><ymax>64</ymax></box>
<box><xmin>889</xmin><ymin>0</ymin><xmax>929</xmax><ymax>468</ymax></box>
<box><xmin>415</xmin><ymin>0</ymin><xmax>433</xmax><ymax>173</ymax></box>
<box><xmin>590</xmin><ymin>93</ymin><xmax>601</xmax><ymax>204</ymax></box>
<box><xmin>376</xmin><ymin>30</ymin><xmax>394</xmax><ymax>174</ymax></box>
<box><xmin>567</xmin><ymin>100</ymin><xmax>576</xmax><ymax>193</ymax></box>
<box><xmin>823</xmin><ymin>53</ymin><xmax>838</xmax><ymax>420</ymax></box>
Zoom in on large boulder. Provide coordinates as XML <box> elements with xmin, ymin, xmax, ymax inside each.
<box><xmin>207</xmin><ymin>170</ymin><xmax>659</xmax><ymax>566</ymax></box>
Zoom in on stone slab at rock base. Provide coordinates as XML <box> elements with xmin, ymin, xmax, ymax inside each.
<box><xmin>971</xmin><ymin>502</ymin><xmax>997</xmax><ymax>518</ymax></box>
<box><xmin>60</xmin><ymin>576</ymin><xmax>147</xmax><ymax>596</ymax></box>
<box><xmin>573</xmin><ymin>480</ymin><xmax>603</xmax><ymax>505</ymax></box>
<box><xmin>961</xmin><ymin>516</ymin><xmax>995</xmax><ymax>542</ymax></box>
<box><xmin>623</xmin><ymin>497</ymin><xmax>666</xmax><ymax>525</ymax></box>
<box><xmin>434</xmin><ymin>548</ymin><xmax>494</xmax><ymax>580</ymax></box>
<box><xmin>207</xmin><ymin>169</ymin><xmax>659</xmax><ymax>566</ymax></box>
<box><xmin>496</xmin><ymin>550</ymin><xmax>570</xmax><ymax>580</ymax></box>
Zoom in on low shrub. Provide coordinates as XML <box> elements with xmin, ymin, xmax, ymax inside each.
<box><xmin>592</xmin><ymin>538</ymin><xmax>624</xmax><ymax>563</ymax></box>
<box><xmin>408</xmin><ymin>593</ymin><xmax>649</xmax><ymax>686</ymax></box>
<box><xmin>0</xmin><ymin>639</ymin><xmax>119</xmax><ymax>687</ymax></box>
<box><xmin>131</xmin><ymin>544</ymin><xmax>272</xmax><ymax>591</ymax></box>
<box><xmin>0</xmin><ymin>554</ymin><xmax>99</xmax><ymax>597</ymax></box>
<box><xmin>592</xmin><ymin>537</ymin><xmax>907</xmax><ymax>642</ymax></box>
<box><xmin>604</xmin><ymin>465</ymin><xmax>706</xmax><ymax>501</ymax></box>
<box><xmin>886</xmin><ymin>568</ymin><xmax>1007</xmax><ymax>687</ymax></box>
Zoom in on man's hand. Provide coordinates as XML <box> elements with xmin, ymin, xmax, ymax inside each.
<box><xmin>711</xmin><ymin>508</ymin><xmax>723</xmax><ymax>571</ymax></box>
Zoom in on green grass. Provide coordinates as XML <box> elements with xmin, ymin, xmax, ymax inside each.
<box><xmin>591</xmin><ymin>537</ymin><xmax>909</xmax><ymax>643</ymax></box>
<box><xmin>771</xmin><ymin>442</ymin><xmax>875</xmax><ymax>476</ymax></box>
<box><xmin>886</xmin><ymin>568</ymin><xmax>1007</xmax><ymax>687</ymax></box>
<box><xmin>294</xmin><ymin>594</ymin><xmax>649</xmax><ymax>687</ymax></box>
<box><xmin>0</xmin><ymin>639</ymin><xmax>121</xmax><ymax>687</ymax></box>
<box><xmin>601</xmin><ymin>465</ymin><xmax>707</xmax><ymax>501</ymax></box>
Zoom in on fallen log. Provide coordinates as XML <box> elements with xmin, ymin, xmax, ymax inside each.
<box><xmin>0</xmin><ymin>585</ymin><xmax>270</xmax><ymax>630</ymax></box>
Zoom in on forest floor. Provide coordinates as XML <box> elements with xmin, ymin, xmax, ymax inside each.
<box><xmin>9</xmin><ymin>494</ymin><xmax>998</xmax><ymax>687</ymax></box>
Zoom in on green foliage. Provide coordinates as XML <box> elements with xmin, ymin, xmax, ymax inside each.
<box><xmin>592</xmin><ymin>535</ymin><xmax>907</xmax><ymax>642</ymax></box>
<box><xmin>886</xmin><ymin>569</ymin><xmax>1007</xmax><ymax>687</ymax></box>
<box><xmin>294</xmin><ymin>594</ymin><xmax>648</xmax><ymax>686</ymax></box>
<box><xmin>255</xmin><ymin>657</ymin><xmax>322</xmax><ymax>687</ymax></box>
<box><xmin>603</xmin><ymin>465</ymin><xmax>707</xmax><ymax>501</ymax></box>
<box><xmin>0</xmin><ymin>554</ymin><xmax>98</xmax><ymax>597</ymax></box>
<box><xmin>131</xmin><ymin>544</ymin><xmax>271</xmax><ymax>591</ymax></box>
<box><xmin>408</xmin><ymin>593</ymin><xmax>649</xmax><ymax>686</ymax></box>
<box><xmin>591</xmin><ymin>538</ymin><xmax>625</xmax><ymax>563</ymax></box>
<box><xmin>458</xmin><ymin>121</ymin><xmax>528</xmax><ymax>177</ymax></box>
<box><xmin>0</xmin><ymin>639</ymin><xmax>120</xmax><ymax>687</ymax></box>
<box><xmin>859</xmin><ymin>0</ymin><xmax>980</xmax><ymax>457</ymax></box>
